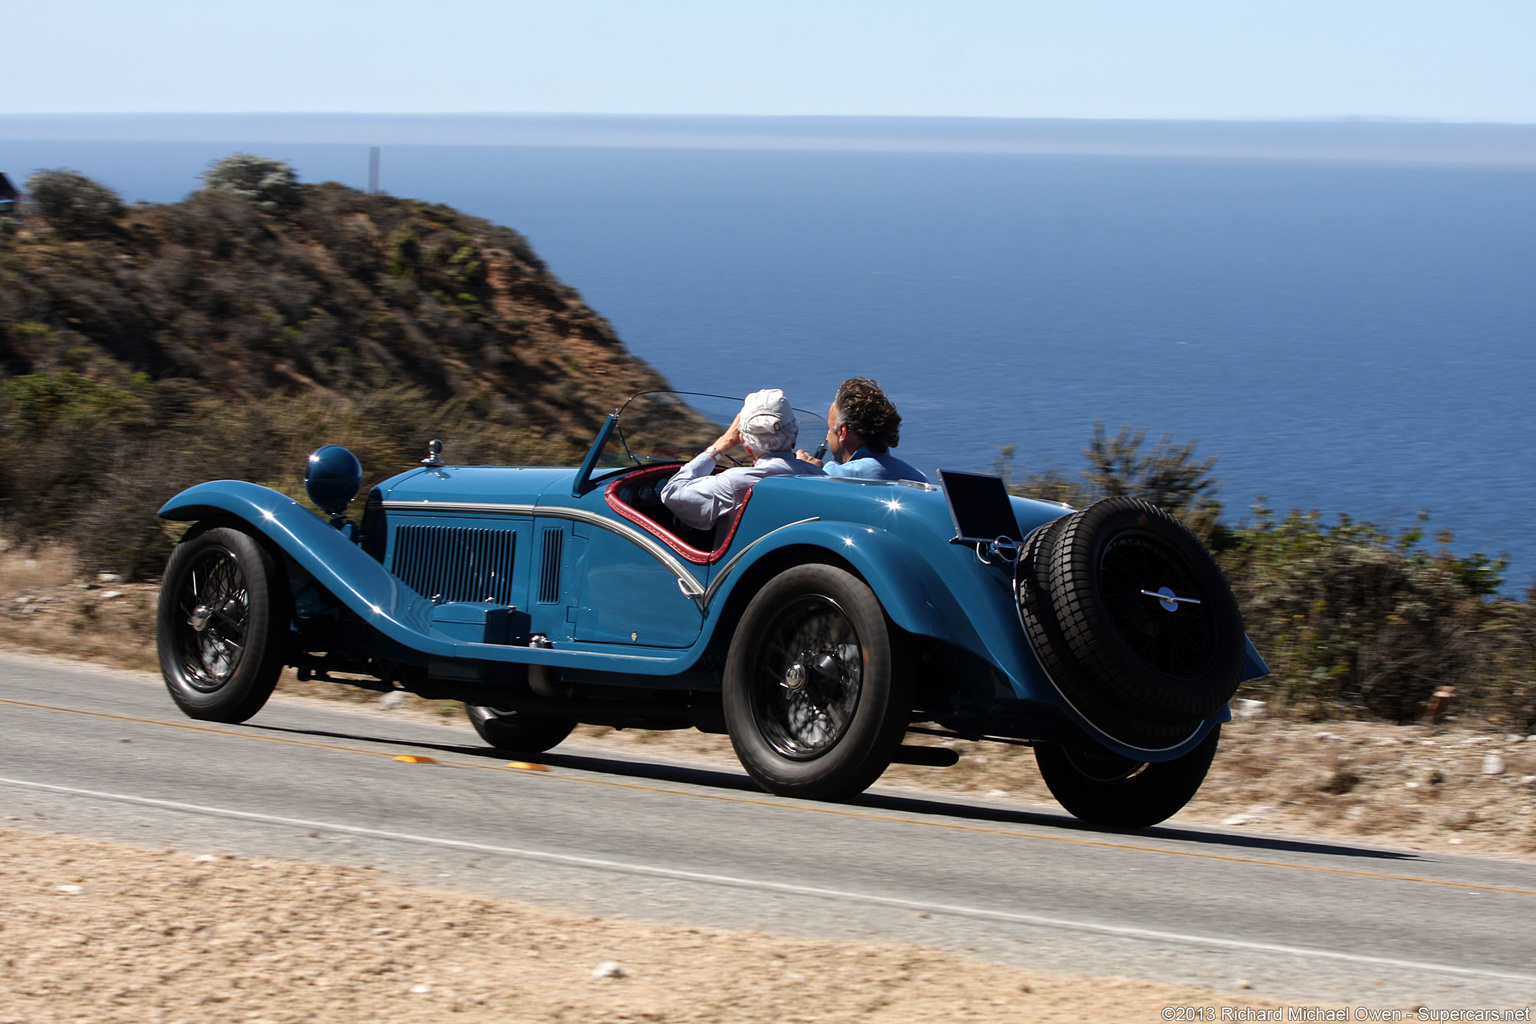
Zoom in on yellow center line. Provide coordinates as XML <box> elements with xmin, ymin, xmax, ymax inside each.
<box><xmin>7</xmin><ymin>697</ymin><xmax>1536</xmax><ymax>899</ymax></box>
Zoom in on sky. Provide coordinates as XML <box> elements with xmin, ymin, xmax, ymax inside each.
<box><xmin>3</xmin><ymin>0</ymin><xmax>1533</xmax><ymax>123</ymax></box>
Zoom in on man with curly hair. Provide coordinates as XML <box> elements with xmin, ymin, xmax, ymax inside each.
<box><xmin>797</xmin><ymin>377</ymin><xmax>928</xmax><ymax>483</ymax></box>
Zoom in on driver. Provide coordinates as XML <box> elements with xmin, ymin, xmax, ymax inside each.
<box><xmin>661</xmin><ymin>389</ymin><xmax>825</xmax><ymax>532</ymax></box>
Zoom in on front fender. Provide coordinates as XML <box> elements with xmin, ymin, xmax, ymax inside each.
<box><xmin>159</xmin><ymin>480</ymin><xmax>442</xmax><ymax>649</ymax></box>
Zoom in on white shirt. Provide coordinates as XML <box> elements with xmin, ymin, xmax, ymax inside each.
<box><xmin>660</xmin><ymin>450</ymin><xmax>826</xmax><ymax>531</ymax></box>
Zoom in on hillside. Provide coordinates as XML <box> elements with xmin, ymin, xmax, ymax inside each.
<box><xmin>0</xmin><ymin>175</ymin><xmax>667</xmax><ymax>435</ymax></box>
<box><xmin>0</xmin><ymin>165</ymin><xmax>670</xmax><ymax>575</ymax></box>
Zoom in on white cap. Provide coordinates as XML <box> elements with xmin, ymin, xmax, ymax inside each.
<box><xmin>739</xmin><ymin>388</ymin><xmax>798</xmax><ymax>454</ymax></box>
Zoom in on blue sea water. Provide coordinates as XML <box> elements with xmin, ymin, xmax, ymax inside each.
<box><xmin>4</xmin><ymin>135</ymin><xmax>1535</xmax><ymax>589</ymax></box>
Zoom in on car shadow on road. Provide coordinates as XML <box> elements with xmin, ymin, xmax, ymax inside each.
<box><xmin>246</xmin><ymin>722</ymin><xmax>1422</xmax><ymax>863</ymax></box>
<box><xmin>855</xmin><ymin>789</ymin><xmax>1423</xmax><ymax>862</ymax></box>
<box><xmin>244</xmin><ymin>722</ymin><xmax>765</xmax><ymax>792</ymax></box>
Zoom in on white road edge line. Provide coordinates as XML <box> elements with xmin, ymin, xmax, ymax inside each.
<box><xmin>5</xmin><ymin>775</ymin><xmax>1533</xmax><ymax>986</ymax></box>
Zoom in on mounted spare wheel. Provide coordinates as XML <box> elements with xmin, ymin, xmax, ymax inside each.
<box><xmin>1017</xmin><ymin>497</ymin><xmax>1245</xmax><ymax>749</ymax></box>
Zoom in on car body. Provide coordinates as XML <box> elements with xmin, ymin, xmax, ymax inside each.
<box><xmin>156</xmin><ymin>391</ymin><xmax>1267</xmax><ymax>825</ymax></box>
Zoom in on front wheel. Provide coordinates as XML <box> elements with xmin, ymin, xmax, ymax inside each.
<box><xmin>1034</xmin><ymin>726</ymin><xmax>1221</xmax><ymax>828</ymax></box>
<box><xmin>157</xmin><ymin>523</ymin><xmax>291</xmax><ymax>723</ymax></box>
<box><xmin>465</xmin><ymin>705</ymin><xmax>575</xmax><ymax>754</ymax></box>
<box><xmin>723</xmin><ymin>564</ymin><xmax>911</xmax><ymax>800</ymax></box>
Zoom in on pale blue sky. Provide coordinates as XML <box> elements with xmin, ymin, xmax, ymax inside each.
<box><xmin>4</xmin><ymin>0</ymin><xmax>1533</xmax><ymax>122</ymax></box>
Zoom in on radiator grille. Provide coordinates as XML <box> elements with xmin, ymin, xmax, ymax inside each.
<box><xmin>538</xmin><ymin>528</ymin><xmax>564</xmax><ymax>604</ymax></box>
<box><xmin>391</xmin><ymin>524</ymin><xmax>516</xmax><ymax>604</ymax></box>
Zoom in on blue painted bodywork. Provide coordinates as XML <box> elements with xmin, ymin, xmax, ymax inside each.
<box><xmin>160</xmin><ymin>407</ymin><xmax>1268</xmax><ymax>762</ymax></box>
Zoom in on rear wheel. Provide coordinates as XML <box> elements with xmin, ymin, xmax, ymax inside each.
<box><xmin>1034</xmin><ymin>726</ymin><xmax>1221</xmax><ymax>828</ymax></box>
<box><xmin>157</xmin><ymin>523</ymin><xmax>290</xmax><ymax>723</ymax></box>
<box><xmin>465</xmin><ymin>705</ymin><xmax>575</xmax><ymax>754</ymax></box>
<box><xmin>723</xmin><ymin>564</ymin><xmax>911</xmax><ymax>800</ymax></box>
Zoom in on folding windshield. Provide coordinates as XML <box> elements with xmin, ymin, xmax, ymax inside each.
<box><xmin>582</xmin><ymin>392</ymin><xmax>739</xmax><ymax>489</ymax></box>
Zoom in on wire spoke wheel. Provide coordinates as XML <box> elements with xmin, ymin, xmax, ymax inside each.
<box><xmin>157</xmin><ymin>523</ymin><xmax>289</xmax><ymax>723</ymax></box>
<box><xmin>750</xmin><ymin>595</ymin><xmax>863</xmax><ymax>759</ymax></box>
<box><xmin>173</xmin><ymin>546</ymin><xmax>252</xmax><ymax>691</ymax></box>
<box><xmin>724</xmin><ymin>564</ymin><xmax>911</xmax><ymax>800</ymax></box>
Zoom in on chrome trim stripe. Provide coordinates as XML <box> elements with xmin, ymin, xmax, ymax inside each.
<box><xmin>382</xmin><ymin>500</ymin><xmax>705</xmax><ymax>603</ymax></box>
<box><xmin>384</xmin><ymin>501</ymin><xmax>538</xmax><ymax>515</ymax></box>
<box><xmin>702</xmin><ymin>518</ymin><xmax>821</xmax><ymax>608</ymax></box>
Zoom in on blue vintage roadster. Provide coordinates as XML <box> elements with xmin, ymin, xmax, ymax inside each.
<box><xmin>156</xmin><ymin>391</ymin><xmax>1267</xmax><ymax>826</ymax></box>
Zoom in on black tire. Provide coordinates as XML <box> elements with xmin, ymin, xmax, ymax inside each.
<box><xmin>723</xmin><ymin>564</ymin><xmax>911</xmax><ymax>800</ymax></box>
<box><xmin>1018</xmin><ymin>498</ymin><xmax>1244</xmax><ymax>747</ymax></box>
<box><xmin>465</xmin><ymin>705</ymin><xmax>575</xmax><ymax>754</ymax></box>
<box><xmin>1035</xmin><ymin>725</ymin><xmax>1221</xmax><ymax>828</ymax></box>
<box><xmin>157</xmin><ymin>523</ymin><xmax>291</xmax><ymax>723</ymax></box>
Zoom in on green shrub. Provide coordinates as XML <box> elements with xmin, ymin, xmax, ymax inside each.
<box><xmin>1223</xmin><ymin>505</ymin><xmax>1508</xmax><ymax>722</ymax></box>
<box><xmin>24</xmin><ymin>170</ymin><xmax>124</xmax><ymax>239</ymax></box>
<box><xmin>201</xmin><ymin>154</ymin><xmax>301</xmax><ymax>212</ymax></box>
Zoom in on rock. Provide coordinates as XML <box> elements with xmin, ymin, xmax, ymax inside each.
<box><xmin>378</xmin><ymin>691</ymin><xmax>407</xmax><ymax>710</ymax></box>
<box><xmin>1519</xmin><ymin>776</ymin><xmax>1536</xmax><ymax>788</ymax></box>
<box><xmin>1482</xmin><ymin>754</ymin><xmax>1506</xmax><ymax>776</ymax></box>
<box><xmin>409</xmin><ymin>984</ymin><xmax>432</xmax><ymax>995</ymax></box>
<box><xmin>56</xmin><ymin>885</ymin><xmax>85</xmax><ymax>895</ymax></box>
<box><xmin>96</xmin><ymin>573</ymin><xmax>122</xmax><ymax>582</ymax></box>
<box><xmin>592</xmin><ymin>961</ymin><xmax>626</xmax><ymax>979</ymax></box>
<box><xmin>1314</xmin><ymin>731</ymin><xmax>1340</xmax><ymax>742</ymax></box>
<box><xmin>1234</xmin><ymin>699</ymin><xmax>1267</xmax><ymax>720</ymax></box>
<box><xmin>99</xmin><ymin>590</ymin><xmax>124</xmax><ymax>600</ymax></box>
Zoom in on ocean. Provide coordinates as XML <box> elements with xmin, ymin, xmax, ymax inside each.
<box><xmin>3</xmin><ymin>118</ymin><xmax>1533</xmax><ymax>589</ymax></box>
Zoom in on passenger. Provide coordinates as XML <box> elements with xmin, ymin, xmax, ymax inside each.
<box><xmin>661</xmin><ymin>388</ymin><xmax>825</xmax><ymax>532</ymax></box>
<box><xmin>797</xmin><ymin>377</ymin><xmax>928</xmax><ymax>483</ymax></box>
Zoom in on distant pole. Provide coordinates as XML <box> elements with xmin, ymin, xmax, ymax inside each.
<box><xmin>368</xmin><ymin>147</ymin><xmax>380</xmax><ymax>194</ymax></box>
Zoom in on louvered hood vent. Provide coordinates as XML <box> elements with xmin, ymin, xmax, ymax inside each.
<box><xmin>538</xmin><ymin>528</ymin><xmax>563</xmax><ymax>603</ymax></box>
<box><xmin>392</xmin><ymin>524</ymin><xmax>516</xmax><ymax>604</ymax></box>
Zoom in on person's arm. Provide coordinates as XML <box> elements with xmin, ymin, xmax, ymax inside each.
<box><xmin>660</xmin><ymin>415</ymin><xmax>748</xmax><ymax>529</ymax></box>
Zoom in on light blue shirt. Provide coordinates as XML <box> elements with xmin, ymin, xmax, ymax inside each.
<box><xmin>661</xmin><ymin>450</ymin><xmax>826</xmax><ymax>531</ymax></box>
<box><xmin>823</xmin><ymin>446</ymin><xmax>928</xmax><ymax>484</ymax></box>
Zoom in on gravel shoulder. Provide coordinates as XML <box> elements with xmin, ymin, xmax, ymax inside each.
<box><xmin>3</xmin><ymin>826</ymin><xmax>1313</xmax><ymax>1024</ymax></box>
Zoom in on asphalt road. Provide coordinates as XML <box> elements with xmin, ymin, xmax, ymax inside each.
<box><xmin>3</xmin><ymin>650</ymin><xmax>1534</xmax><ymax>1007</ymax></box>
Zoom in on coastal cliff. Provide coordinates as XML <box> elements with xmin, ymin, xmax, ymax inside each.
<box><xmin>0</xmin><ymin>164</ymin><xmax>669</xmax><ymax>575</ymax></box>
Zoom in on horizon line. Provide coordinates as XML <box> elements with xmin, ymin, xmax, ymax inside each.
<box><xmin>3</xmin><ymin>112</ymin><xmax>1533</xmax><ymax>167</ymax></box>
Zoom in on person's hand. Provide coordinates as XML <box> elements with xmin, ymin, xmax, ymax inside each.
<box><xmin>710</xmin><ymin>414</ymin><xmax>743</xmax><ymax>456</ymax></box>
<box><xmin>796</xmin><ymin>449</ymin><xmax>824</xmax><ymax>467</ymax></box>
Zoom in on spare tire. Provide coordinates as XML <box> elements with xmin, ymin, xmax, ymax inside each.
<box><xmin>1017</xmin><ymin>497</ymin><xmax>1245</xmax><ymax>748</ymax></box>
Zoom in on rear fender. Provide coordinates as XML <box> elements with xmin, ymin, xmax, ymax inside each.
<box><xmin>708</xmin><ymin>520</ymin><xmax>994</xmax><ymax>655</ymax></box>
